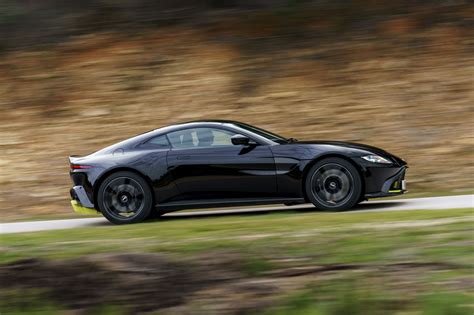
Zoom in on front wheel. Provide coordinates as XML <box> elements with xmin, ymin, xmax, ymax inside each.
<box><xmin>97</xmin><ymin>171</ymin><xmax>153</xmax><ymax>224</ymax></box>
<box><xmin>305</xmin><ymin>157</ymin><xmax>362</xmax><ymax>211</ymax></box>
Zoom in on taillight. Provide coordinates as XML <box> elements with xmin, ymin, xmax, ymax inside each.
<box><xmin>70</xmin><ymin>164</ymin><xmax>94</xmax><ymax>170</ymax></box>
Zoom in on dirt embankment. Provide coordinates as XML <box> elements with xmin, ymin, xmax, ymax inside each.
<box><xmin>0</xmin><ymin>1</ymin><xmax>473</xmax><ymax>219</ymax></box>
<box><xmin>1</xmin><ymin>253</ymin><xmax>471</xmax><ymax>314</ymax></box>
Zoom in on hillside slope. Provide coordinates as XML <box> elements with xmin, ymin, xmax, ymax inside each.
<box><xmin>0</xmin><ymin>1</ymin><xmax>473</xmax><ymax>219</ymax></box>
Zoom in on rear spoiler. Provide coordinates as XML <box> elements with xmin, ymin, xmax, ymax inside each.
<box><xmin>69</xmin><ymin>155</ymin><xmax>82</xmax><ymax>164</ymax></box>
<box><xmin>69</xmin><ymin>155</ymin><xmax>95</xmax><ymax>169</ymax></box>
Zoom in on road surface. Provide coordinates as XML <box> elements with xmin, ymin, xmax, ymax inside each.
<box><xmin>1</xmin><ymin>195</ymin><xmax>472</xmax><ymax>234</ymax></box>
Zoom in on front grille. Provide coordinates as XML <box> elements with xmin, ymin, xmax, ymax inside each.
<box><xmin>390</xmin><ymin>179</ymin><xmax>402</xmax><ymax>190</ymax></box>
<box><xmin>389</xmin><ymin>169</ymin><xmax>406</xmax><ymax>191</ymax></box>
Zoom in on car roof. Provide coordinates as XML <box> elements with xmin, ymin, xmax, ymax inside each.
<box><xmin>169</xmin><ymin>120</ymin><xmax>243</xmax><ymax>126</ymax></box>
<box><xmin>93</xmin><ymin>120</ymin><xmax>272</xmax><ymax>155</ymax></box>
<box><xmin>185</xmin><ymin>119</ymin><xmax>241</xmax><ymax>124</ymax></box>
<box><xmin>151</xmin><ymin>120</ymin><xmax>244</xmax><ymax>133</ymax></box>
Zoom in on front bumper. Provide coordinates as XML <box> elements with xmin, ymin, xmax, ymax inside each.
<box><xmin>364</xmin><ymin>166</ymin><xmax>408</xmax><ymax>199</ymax></box>
<box><xmin>70</xmin><ymin>185</ymin><xmax>98</xmax><ymax>215</ymax></box>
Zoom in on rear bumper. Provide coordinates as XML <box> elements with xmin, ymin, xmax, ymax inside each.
<box><xmin>70</xmin><ymin>200</ymin><xmax>99</xmax><ymax>215</ymax></box>
<box><xmin>70</xmin><ymin>185</ymin><xmax>97</xmax><ymax>214</ymax></box>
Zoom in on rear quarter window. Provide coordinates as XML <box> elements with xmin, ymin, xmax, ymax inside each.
<box><xmin>141</xmin><ymin>135</ymin><xmax>170</xmax><ymax>148</ymax></box>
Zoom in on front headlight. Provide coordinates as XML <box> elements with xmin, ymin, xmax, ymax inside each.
<box><xmin>362</xmin><ymin>155</ymin><xmax>392</xmax><ymax>164</ymax></box>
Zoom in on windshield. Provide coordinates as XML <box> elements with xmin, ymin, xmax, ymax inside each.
<box><xmin>232</xmin><ymin>122</ymin><xmax>289</xmax><ymax>144</ymax></box>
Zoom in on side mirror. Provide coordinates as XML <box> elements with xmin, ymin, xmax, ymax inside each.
<box><xmin>231</xmin><ymin>134</ymin><xmax>256</xmax><ymax>146</ymax></box>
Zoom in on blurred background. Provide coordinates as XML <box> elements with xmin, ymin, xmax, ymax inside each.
<box><xmin>0</xmin><ymin>0</ymin><xmax>473</xmax><ymax>220</ymax></box>
<box><xmin>1</xmin><ymin>1</ymin><xmax>474</xmax><ymax>314</ymax></box>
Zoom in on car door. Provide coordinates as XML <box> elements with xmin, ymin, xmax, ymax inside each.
<box><xmin>166</xmin><ymin>126</ymin><xmax>277</xmax><ymax>200</ymax></box>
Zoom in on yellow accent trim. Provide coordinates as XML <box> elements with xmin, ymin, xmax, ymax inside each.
<box><xmin>71</xmin><ymin>200</ymin><xmax>99</xmax><ymax>215</ymax></box>
<box><xmin>388</xmin><ymin>190</ymin><xmax>402</xmax><ymax>193</ymax></box>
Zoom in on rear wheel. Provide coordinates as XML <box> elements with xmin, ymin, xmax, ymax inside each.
<box><xmin>305</xmin><ymin>157</ymin><xmax>361</xmax><ymax>211</ymax></box>
<box><xmin>97</xmin><ymin>171</ymin><xmax>153</xmax><ymax>224</ymax></box>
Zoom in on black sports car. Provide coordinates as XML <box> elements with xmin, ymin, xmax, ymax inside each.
<box><xmin>69</xmin><ymin>121</ymin><xmax>407</xmax><ymax>224</ymax></box>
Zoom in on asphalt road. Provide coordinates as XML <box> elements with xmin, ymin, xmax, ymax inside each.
<box><xmin>1</xmin><ymin>195</ymin><xmax>472</xmax><ymax>234</ymax></box>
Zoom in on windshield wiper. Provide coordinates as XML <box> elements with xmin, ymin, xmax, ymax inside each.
<box><xmin>286</xmin><ymin>138</ymin><xmax>298</xmax><ymax>143</ymax></box>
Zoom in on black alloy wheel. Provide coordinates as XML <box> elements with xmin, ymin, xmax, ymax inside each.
<box><xmin>305</xmin><ymin>157</ymin><xmax>362</xmax><ymax>211</ymax></box>
<box><xmin>97</xmin><ymin>171</ymin><xmax>153</xmax><ymax>224</ymax></box>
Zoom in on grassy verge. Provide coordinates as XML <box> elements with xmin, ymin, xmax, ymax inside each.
<box><xmin>1</xmin><ymin>208</ymin><xmax>473</xmax><ymax>263</ymax></box>
<box><xmin>1</xmin><ymin>208</ymin><xmax>473</xmax><ymax>314</ymax></box>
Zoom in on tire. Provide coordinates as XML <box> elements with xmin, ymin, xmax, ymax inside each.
<box><xmin>305</xmin><ymin>157</ymin><xmax>362</xmax><ymax>211</ymax></box>
<box><xmin>97</xmin><ymin>171</ymin><xmax>153</xmax><ymax>224</ymax></box>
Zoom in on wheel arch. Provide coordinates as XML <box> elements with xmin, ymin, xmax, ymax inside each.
<box><xmin>301</xmin><ymin>154</ymin><xmax>365</xmax><ymax>202</ymax></box>
<box><xmin>92</xmin><ymin>167</ymin><xmax>155</xmax><ymax>210</ymax></box>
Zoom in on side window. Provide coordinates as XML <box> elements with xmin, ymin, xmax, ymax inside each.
<box><xmin>142</xmin><ymin>135</ymin><xmax>170</xmax><ymax>148</ymax></box>
<box><xmin>167</xmin><ymin>128</ymin><xmax>239</xmax><ymax>149</ymax></box>
<box><xmin>210</xmin><ymin>129</ymin><xmax>235</xmax><ymax>146</ymax></box>
<box><xmin>167</xmin><ymin>129</ymin><xmax>197</xmax><ymax>148</ymax></box>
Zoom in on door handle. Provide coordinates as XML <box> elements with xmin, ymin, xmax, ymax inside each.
<box><xmin>177</xmin><ymin>155</ymin><xmax>191</xmax><ymax>160</ymax></box>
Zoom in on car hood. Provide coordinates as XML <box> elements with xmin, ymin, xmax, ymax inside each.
<box><xmin>296</xmin><ymin>140</ymin><xmax>387</xmax><ymax>154</ymax></box>
<box><xmin>294</xmin><ymin>140</ymin><xmax>406</xmax><ymax>164</ymax></box>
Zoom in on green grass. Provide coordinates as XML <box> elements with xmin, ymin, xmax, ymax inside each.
<box><xmin>1</xmin><ymin>208</ymin><xmax>473</xmax><ymax>314</ymax></box>
<box><xmin>262</xmin><ymin>284</ymin><xmax>473</xmax><ymax>315</ymax></box>
<box><xmin>0</xmin><ymin>289</ymin><xmax>60</xmax><ymax>315</ymax></box>
<box><xmin>2</xmin><ymin>208</ymin><xmax>473</xmax><ymax>264</ymax></box>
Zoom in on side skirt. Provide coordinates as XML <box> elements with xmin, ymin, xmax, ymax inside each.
<box><xmin>156</xmin><ymin>197</ymin><xmax>306</xmax><ymax>212</ymax></box>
